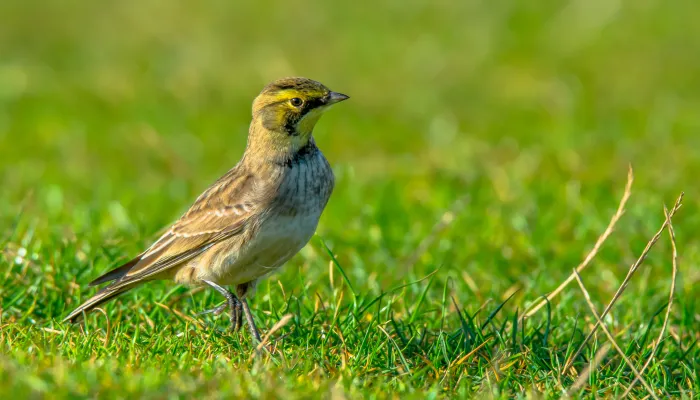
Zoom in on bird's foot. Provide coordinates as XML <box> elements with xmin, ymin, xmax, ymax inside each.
<box><xmin>197</xmin><ymin>302</ymin><xmax>227</xmax><ymax>316</ymax></box>
<box><xmin>201</xmin><ymin>280</ymin><xmax>245</xmax><ymax>333</ymax></box>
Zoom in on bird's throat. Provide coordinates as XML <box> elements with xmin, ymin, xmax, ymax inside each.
<box><xmin>245</xmin><ymin>123</ymin><xmax>318</xmax><ymax>168</ymax></box>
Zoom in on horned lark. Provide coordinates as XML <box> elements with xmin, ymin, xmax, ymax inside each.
<box><xmin>63</xmin><ymin>77</ymin><xmax>348</xmax><ymax>342</ymax></box>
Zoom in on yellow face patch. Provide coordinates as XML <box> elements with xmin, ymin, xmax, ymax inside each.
<box><xmin>295</xmin><ymin>107</ymin><xmax>328</xmax><ymax>136</ymax></box>
<box><xmin>254</xmin><ymin>87</ymin><xmax>331</xmax><ymax>135</ymax></box>
<box><xmin>251</xmin><ymin>78</ymin><xmax>347</xmax><ymax>144</ymax></box>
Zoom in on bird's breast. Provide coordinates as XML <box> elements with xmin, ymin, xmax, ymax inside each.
<box><xmin>205</xmin><ymin>150</ymin><xmax>334</xmax><ymax>285</ymax></box>
<box><xmin>275</xmin><ymin>150</ymin><xmax>335</xmax><ymax>216</ymax></box>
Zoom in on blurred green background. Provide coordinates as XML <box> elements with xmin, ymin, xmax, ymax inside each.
<box><xmin>1</xmin><ymin>0</ymin><xmax>699</xmax><ymax>398</ymax></box>
<box><xmin>2</xmin><ymin>0</ymin><xmax>698</xmax><ymax>288</ymax></box>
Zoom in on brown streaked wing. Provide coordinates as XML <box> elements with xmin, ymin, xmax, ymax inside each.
<box><xmin>119</xmin><ymin>167</ymin><xmax>259</xmax><ymax>281</ymax></box>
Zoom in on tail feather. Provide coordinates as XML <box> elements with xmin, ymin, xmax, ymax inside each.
<box><xmin>88</xmin><ymin>255</ymin><xmax>143</xmax><ymax>287</ymax></box>
<box><xmin>63</xmin><ymin>283</ymin><xmax>135</xmax><ymax>323</ymax></box>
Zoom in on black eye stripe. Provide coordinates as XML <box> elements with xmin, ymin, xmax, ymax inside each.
<box><xmin>259</xmin><ymin>95</ymin><xmax>327</xmax><ymax>135</ymax></box>
<box><xmin>299</xmin><ymin>98</ymin><xmax>325</xmax><ymax>115</ymax></box>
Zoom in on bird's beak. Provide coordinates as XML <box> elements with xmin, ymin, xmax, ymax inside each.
<box><xmin>326</xmin><ymin>91</ymin><xmax>350</xmax><ymax>105</ymax></box>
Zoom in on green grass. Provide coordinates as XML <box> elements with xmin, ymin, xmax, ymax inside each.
<box><xmin>1</xmin><ymin>0</ymin><xmax>699</xmax><ymax>398</ymax></box>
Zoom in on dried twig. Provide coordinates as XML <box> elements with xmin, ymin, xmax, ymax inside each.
<box><xmin>563</xmin><ymin>193</ymin><xmax>684</xmax><ymax>374</ymax></box>
<box><xmin>523</xmin><ymin>167</ymin><xmax>634</xmax><ymax>321</ymax></box>
<box><xmin>567</xmin><ymin>342</ymin><xmax>611</xmax><ymax>396</ymax></box>
<box><xmin>622</xmin><ymin>206</ymin><xmax>679</xmax><ymax>397</ymax></box>
<box><xmin>572</xmin><ymin>270</ymin><xmax>660</xmax><ymax>400</ymax></box>
<box><xmin>253</xmin><ymin>313</ymin><xmax>293</xmax><ymax>355</ymax></box>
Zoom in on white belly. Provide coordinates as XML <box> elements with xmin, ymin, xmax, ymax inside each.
<box><xmin>211</xmin><ymin>210</ymin><xmax>322</xmax><ymax>285</ymax></box>
<box><xmin>192</xmin><ymin>148</ymin><xmax>334</xmax><ymax>286</ymax></box>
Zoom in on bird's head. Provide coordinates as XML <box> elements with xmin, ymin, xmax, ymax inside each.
<box><xmin>247</xmin><ymin>77</ymin><xmax>348</xmax><ymax>160</ymax></box>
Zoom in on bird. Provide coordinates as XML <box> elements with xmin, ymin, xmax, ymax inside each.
<box><xmin>63</xmin><ymin>77</ymin><xmax>348</xmax><ymax>342</ymax></box>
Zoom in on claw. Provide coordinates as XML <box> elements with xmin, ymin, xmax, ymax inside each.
<box><xmin>201</xmin><ymin>280</ymin><xmax>245</xmax><ymax>333</ymax></box>
<box><xmin>201</xmin><ymin>280</ymin><xmax>263</xmax><ymax>341</ymax></box>
<box><xmin>197</xmin><ymin>302</ymin><xmax>228</xmax><ymax>316</ymax></box>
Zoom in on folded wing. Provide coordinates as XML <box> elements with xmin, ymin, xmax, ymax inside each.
<box><xmin>63</xmin><ymin>167</ymin><xmax>260</xmax><ymax>323</ymax></box>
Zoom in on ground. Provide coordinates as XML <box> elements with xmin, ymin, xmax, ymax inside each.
<box><xmin>0</xmin><ymin>1</ymin><xmax>699</xmax><ymax>398</ymax></box>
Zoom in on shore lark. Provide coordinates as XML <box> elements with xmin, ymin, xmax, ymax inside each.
<box><xmin>63</xmin><ymin>77</ymin><xmax>348</xmax><ymax>342</ymax></box>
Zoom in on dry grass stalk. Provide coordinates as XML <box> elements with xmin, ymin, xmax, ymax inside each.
<box><xmin>563</xmin><ymin>193</ymin><xmax>684</xmax><ymax>374</ymax></box>
<box><xmin>254</xmin><ymin>313</ymin><xmax>293</xmax><ymax>355</ymax></box>
<box><xmin>572</xmin><ymin>270</ymin><xmax>660</xmax><ymax>400</ymax></box>
<box><xmin>523</xmin><ymin>167</ymin><xmax>634</xmax><ymax>321</ymax></box>
<box><xmin>622</xmin><ymin>206</ymin><xmax>679</xmax><ymax>397</ymax></box>
<box><xmin>566</xmin><ymin>342</ymin><xmax>611</xmax><ymax>396</ymax></box>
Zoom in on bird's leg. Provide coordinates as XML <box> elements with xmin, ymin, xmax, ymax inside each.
<box><xmin>201</xmin><ymin>280</ymin><xmax>243</xmax><ymax>332</ymax></box>
<box><xmin>241</xmin><ymin>298</ymin><xmax>263</xmax><ymax>344</ymax></box>
<box><xmin>237</xmin><ymin>282</ymin><xmax>263</xmax><ymax>344</ymax></box>
<box><xmin>232</xmin><ymin>301</ymin><xmax>243</xmax><ymax>332</ymax></box>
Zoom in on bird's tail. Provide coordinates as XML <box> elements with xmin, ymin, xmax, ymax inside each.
<box><xmin>62</xmin><ymin>282</ymin><xmax>137</xmax><ymax>323</ymax></box>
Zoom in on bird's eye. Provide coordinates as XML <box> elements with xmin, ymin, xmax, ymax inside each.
<box><xmin>290</xmin><ymin>98</ymin><xmax>303</xmax><ymax>107</ymax></box>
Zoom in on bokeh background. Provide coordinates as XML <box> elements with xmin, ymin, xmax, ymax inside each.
<box><xmin>1</xmin><ymin>0</ymin><xmax>699</xmax><ymax>397</ymax></box>
<box><xmin>2</xmin><ymin>0</ymin><xmax>699</xmax><ymax>290</ymax></box>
